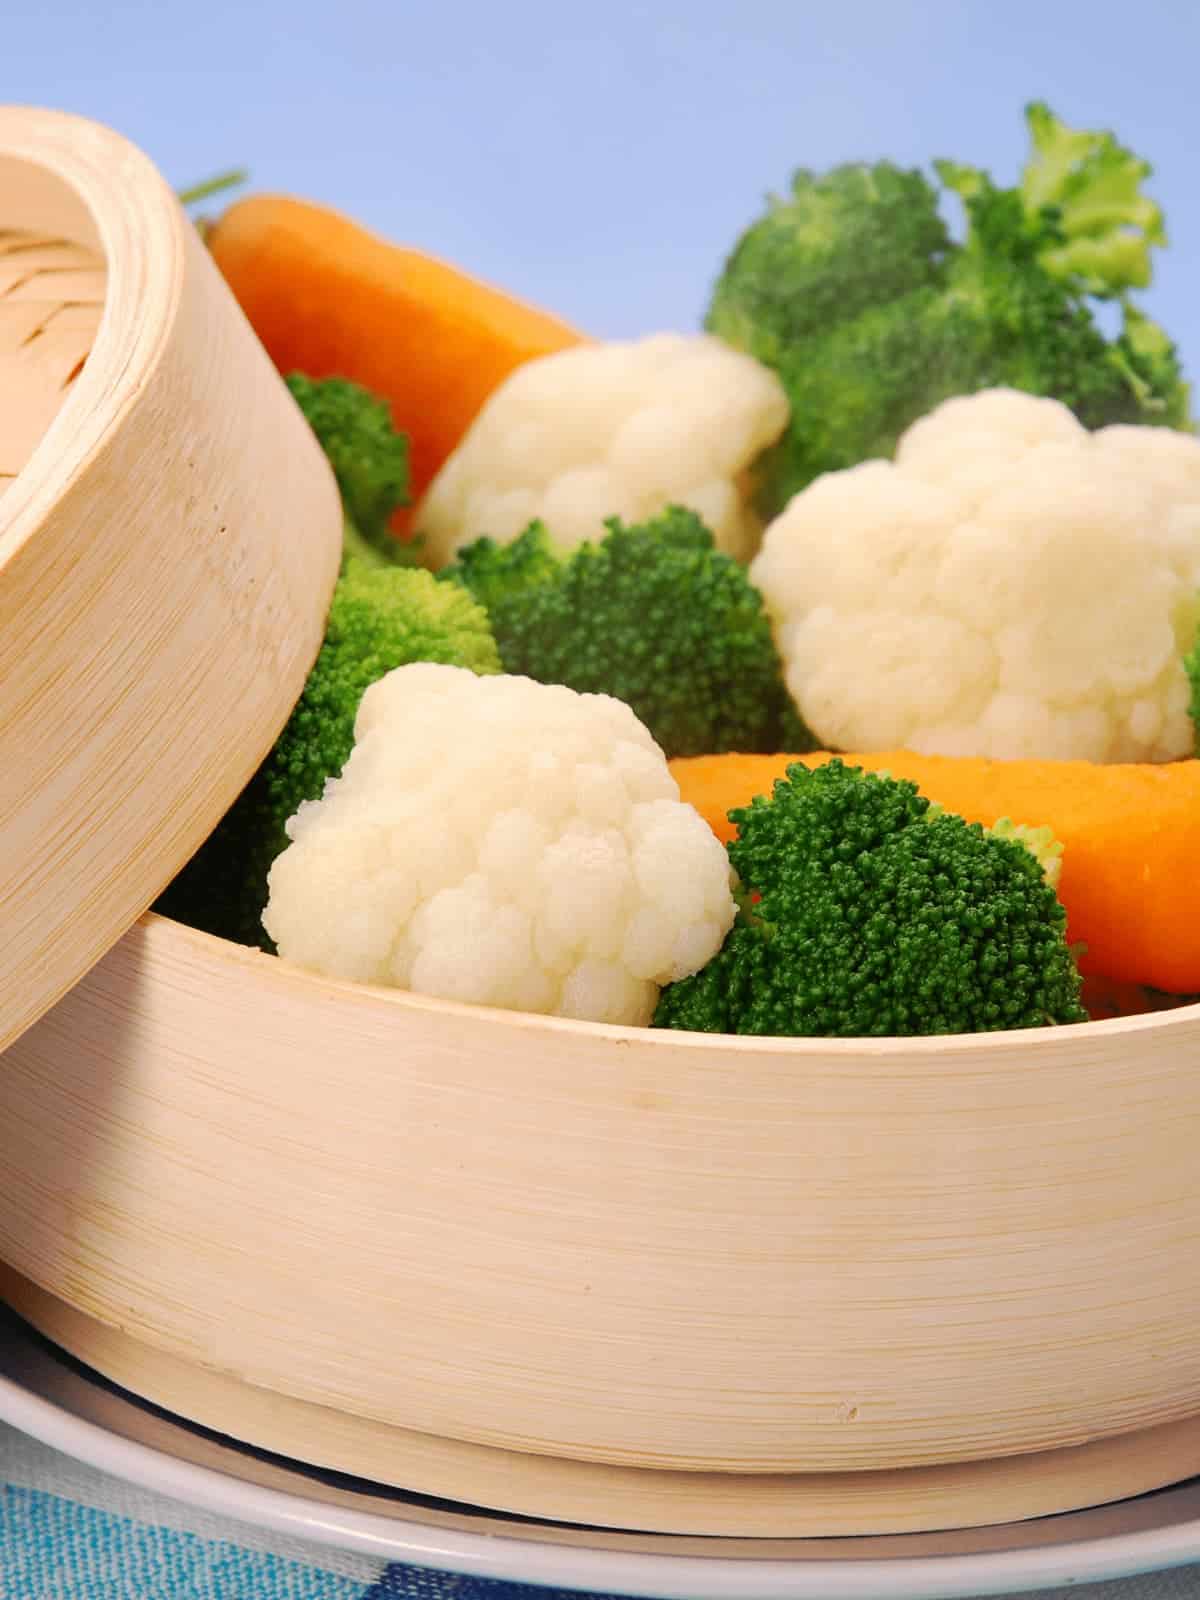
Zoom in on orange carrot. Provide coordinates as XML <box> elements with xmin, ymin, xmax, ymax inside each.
<box><xmin>207</xmin><ymin>196</ymin><xmax>586</xmax><ymax>538</ymax></box>
<box><xmin>670</xmin><ymin>751</ymin><xmax>1200</xmax><ymax>994</ymax></box>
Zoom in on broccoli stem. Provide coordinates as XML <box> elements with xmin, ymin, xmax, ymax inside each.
<box><xmin>177</xmin><ymin>168</ymin><xmax>249</xmax><ymax>207</ymax></box>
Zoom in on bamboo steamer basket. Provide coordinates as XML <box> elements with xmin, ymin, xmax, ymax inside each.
<box><xmin>3</xmin><ymin>933</ymin><xmax>1200</xmax><ymax>1537</ymax></box>
<box><xmin>3</xmin><ymin>110</ymin><xmax>1200</xmax><ymax>1545</ymax></box>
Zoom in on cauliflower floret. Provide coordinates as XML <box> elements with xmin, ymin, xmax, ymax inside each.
<box><xmin>751</xmin><ymin>388</ymin><xmax>1200</xmax><ymax>763</ymax></box>
<box><xmin>263</xmin><ymin>664</ymin><xmax>737</xmax><ymax>1025</ymax></box>
<box><xmin>416</xmin><ymin>333</ymin><xmax>789</xmax><ymax>565</ymax></box>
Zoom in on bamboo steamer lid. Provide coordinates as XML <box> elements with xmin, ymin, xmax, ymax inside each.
<box><xmin>0</xmin><ymin>108</ymin><xmax>342</xmax><ymax>1051</ymax></box>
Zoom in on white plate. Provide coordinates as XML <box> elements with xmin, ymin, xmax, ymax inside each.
<box><xmin>3</xmin><ymin>1306</ymin><xmax>1200</xmax><ymax>1600</ymax></box>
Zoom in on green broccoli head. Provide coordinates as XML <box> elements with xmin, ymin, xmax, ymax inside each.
<box><xmin>157</xmin><ymin>561</ymin><xmax>500</xmax><ymax>949</ymax></box>
<box><xmin>746</xmin><ymin>215</ymin><xmax>1179</xmax><ymax>518</ymax></box>
<box><xmin>707</xmin><ymin>161</ymin><xmax>951</xmax><ymax>368</ymax></box>
<box><xmin>653</xmin><ymin>760</ymin><xmax>1087</xmax><ymax>1038</ymax></box>
<box><xmin>706</xmin><ymin>159</ymin><xmax>968</xmax><ymax>514</ymax></box>
<box><xmin>445</xmin><ymin>507</ymin><xmax>814</xmax><ymax>759</ymax></box>
<box><xmin>440</xmin><ymin>520</ymin><xmax>567</xmax><ymax>613</ymax></box>
<box><xmin>710</xmin><ymin>104</ymin><xmax>1192</xmax><ymax>520</ymax></box>
<box><xmin>285</xmin><ymin>373</ymin><xmax>416</xmax><ymax>567</ymax></box>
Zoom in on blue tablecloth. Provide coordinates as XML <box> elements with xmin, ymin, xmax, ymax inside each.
<box><xmin>4</xmin><ymin>1420</ymin><xmax>1200</xmax><ymax>1600</ymax></box>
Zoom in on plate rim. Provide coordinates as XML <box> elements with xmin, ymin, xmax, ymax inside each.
<box><xmin>4</xmin><ymin>1352</ymin><xmax>1200</xmax><ymax>1599</ymax></box>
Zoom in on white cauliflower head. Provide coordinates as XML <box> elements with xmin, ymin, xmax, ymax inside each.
<box><xmin>751</xmin><ymin>388</ymin><xmax>1200</xmax><ymax>762</ymax></box>
<box><xmin>263</xmin><ymin>664</ymin><xmax>737</xmax><ymax>1025</ymax></box>
<box><xmin>416</xmin><ymin>333</ymin><xmax>789</xmax><ymax>565</ymax></box>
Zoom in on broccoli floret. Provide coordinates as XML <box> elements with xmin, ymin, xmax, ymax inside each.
<box><xmin>706</xmin><ymin>161</ymin><xmax>953</xmax><ymax>365</ymax></box>
<box><xmin>746</xmin><ymin>240</ymin><xmax>1163</xmax><ymax>517</ymax></box>
<box><xmin>157</xmin><ymin>562</ymin><xmax>500</xmax><ymax>949</ymax></box>
<box><xmin>653</xmin><ymin>760</ymin><xmax>1087</xmax><ymax>1037</ymax></box>
<box><xmin>444</xmin><ymin>508</ymin><xmax>814</xmax><ymax>759</ymax></box>
<box><xmin>441</xmin><ymin>520</ymin><xmax>567</xmax><ymax>612</ymax></box>
<box><xmin>286</xmin><ymin>373</ymin><xmax>417</xmax><ymax>568</ymax></box>
<box><xmin>709</xmin><ymin>103</ymin><xmax>1192</xmax><ymax>518</ymax></box>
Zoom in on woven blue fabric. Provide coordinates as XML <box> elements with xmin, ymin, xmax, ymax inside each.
<box><xmin>364</xmin><ymin>1567</ymin><xmax>626</xmax><ymax>1600</ymax></box>
<box><xmin>0</xmin><ymin>1486</ymin><xmax>366</xmax><ymax>1600</ymax></box>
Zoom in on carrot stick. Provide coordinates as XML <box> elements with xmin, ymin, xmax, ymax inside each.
<box><xmin>670</xmin><ymin>751</ymin><xmax>1200</xmax><ymax>993</ymax></box>
<box><xmin>207</xmin><ymin>195</ymin><xmax>586</xmax><ymax>538</ymax></box>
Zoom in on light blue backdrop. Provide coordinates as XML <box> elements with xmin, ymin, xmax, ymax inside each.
<box><xmin>8</xmin><ymin>1</ymin><xmax>1199</xmax><ymax>381</ymax></box>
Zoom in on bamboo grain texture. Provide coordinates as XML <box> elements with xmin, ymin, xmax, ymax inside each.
<box><xmin>6</xmin><ymin>1258</ymin><xmax>1200</xmax><ymax>1536</ymax></box>
<box><xmin>2</xmin><ymin>910</ymin><xmax>1199</xmax><ymax>1525</ymax></box>
<box><xmin>0</xmin><ymin>108</ymin><xmax>343</xmax><ymax>1051</ymax></box>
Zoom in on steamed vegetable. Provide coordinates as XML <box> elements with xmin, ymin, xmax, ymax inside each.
<box><xmin>158</xmin><ymin>564</ymin><xmax>501</xmax><ymax>949</ymax></box>
<box><xmin>416</xmin><ymin>333</ymin><xmax>789</xmax><ymax>564</ymax></box>
<box><xmin>749</xmin><ymin>388</ymin><xmax>1200</xmax><ymax>762</ymax></box>
<box><xmin>443</xmin><ymin>507</ymin><xmax>813</xmax><ymax>758</ymax></box>
<box><xmin>669</xmin><ymin>748</ymin><xmax>1200</xmax><ymax>993</ymax></box>
<box><xmin>286</xmin><ymin>373</ymin><xmax>415</xmax><ymax>568</ymax></box>
<box><xmin>207</xmin><ymin>194</ymin><xmax>585</xmax><ymax>536</ymax></box>
<box><xmin>709</xmin><ymin>102</ymin><xmax>1191</xmax><ymax>518</ymax></box>
<box><xmin>653</xmin><ymin>760</ymin><xmax>1086</xmax><ymax>1038</ymax></box>
<box><xmin>263</xmin><ymin>663</ymin><xmax>737</xmax><ymax>1024</ymax></box>
<box><xmin>171</xmin><ymin>106</ymin><xmax>1199</xmax><ymax>1042</ymax></box>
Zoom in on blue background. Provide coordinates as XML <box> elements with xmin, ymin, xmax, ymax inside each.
<box><xmin>8</xmin><ymin>1</ymin><xmax>1200</xmax><ymax>379</ymax></box>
